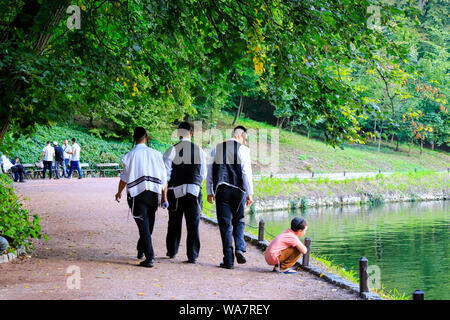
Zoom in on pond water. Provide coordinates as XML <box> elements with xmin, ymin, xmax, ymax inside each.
<box><xmin>246</xmin><ymin>201</ymin><xmax>449</xmax><ymax>300</ymax></box>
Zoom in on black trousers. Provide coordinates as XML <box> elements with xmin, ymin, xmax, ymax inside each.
<box><xmin>11</xmin><ymin>165</ymin><xmax>25</xmax><ymax>182</ymax></box>
<box><xmin>127</xmin><ymin>190</ymin><xmax>159</xmax><ymax>260</ymax></box>
<box><xmin>215</xmin><ymin>184</ymin><xmax>247</xmax><ymax>266</ymax></box>
<box><xmin>43</xmin><ymin>160</ymin><xmax>52</xmax><ymax>179</ymax></box>
<box><xmin>54</xmin><ymin>160</ymin><xmax>65</xmax><ymax>178</ymax></box>
<box><xmin>166</xmin><ymin>190</ymin><xmax>202</xmax><ymax>260</ymax></box>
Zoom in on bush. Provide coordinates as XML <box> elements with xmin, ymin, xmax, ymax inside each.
<box><xmin>0</xmin><ymin>122</ymin><xmax>172</xmax><ymax>168</ymax></box>
<box><xmin>0</xmin><ymin>174</ymin><xmax>47</xmax><ymax>253</ymax></box>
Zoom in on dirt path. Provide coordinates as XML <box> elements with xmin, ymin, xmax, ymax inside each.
<box><xmin>0</xmin><ymin>178</ymin><xmax>360</xmax><ymax>300</ymax></box>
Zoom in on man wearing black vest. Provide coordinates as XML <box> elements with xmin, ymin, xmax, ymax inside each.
<box><xmin>163</xmin><ymin>122</ymin><xmax>207</xmax><ymax>264</ymax></box>
<box><xmin>206</xmin><ymin>126</ymin><xmax>254</xmax><ymax>269</ymax></box>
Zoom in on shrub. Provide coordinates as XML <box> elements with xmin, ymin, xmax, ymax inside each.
<box><xmin>0</xmin><ymin>174</ymin><xmax>47</xmax><ymax>253</ymax></box>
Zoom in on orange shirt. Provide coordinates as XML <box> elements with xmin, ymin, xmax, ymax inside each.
<box><xmin>265</xmin><ymin>229</ymin><xmax>302</xmax><ymax>265</ymax></box>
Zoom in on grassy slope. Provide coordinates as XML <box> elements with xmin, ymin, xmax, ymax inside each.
<box><xmin>215</xmin><ymin>113</ymin><xmax>449</xmax><ymax>174</ymax></box>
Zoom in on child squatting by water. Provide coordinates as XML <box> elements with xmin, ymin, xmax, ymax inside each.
<box><xmin>264</xmin><ymin>217</ymin><xmax>308</xmax><ymax>274</ymax></box>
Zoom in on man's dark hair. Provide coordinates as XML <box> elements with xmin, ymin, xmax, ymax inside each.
<box><xmin>46</xmin><ymin>141</ymin><xmax>51</xmax><ymax>145</ymax></box>
<box><xmin>14</xmin><ymin>157</ymin><xmax>19</xmax><ymax>161</ymax></box>
<box><xmin>71</xmin><ymin>138</ymin><xmax>76</xmax><ymax>143</ymax></box>
<box><xmin>133</xmin><ymin>126</ymin><xmax>147</xmax><ymax>141</ymax></box>
<box><xmin>178</xmin><ymin>121</ymin><xmax>193</xmax><ymax>132</ymax></box>
<box><xmin>233</xmin><ymin>125</ymin><xmax>247</xmax><ymax>133</ymax></box>
<box><xmin>291</xmin><ymin>217</ymin><xmax>307</xmax><ymax>232</ymax></box>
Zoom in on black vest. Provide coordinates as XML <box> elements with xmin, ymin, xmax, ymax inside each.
<box><xmin>168</xmin><ymin>140</ymin><xmax>203</xmax><ymax>188</ymax></box>
<box><xmin>54</xmin><ymin>146</ymin><xmax>64</xmax><ymax>161</ymax></box>
<box><xmin>212</xmin><ymin>140</ymin><xmax>244</xmax><ymax>192</ymax></box>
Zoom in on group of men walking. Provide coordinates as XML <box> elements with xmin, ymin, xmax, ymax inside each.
<box><xmin>40</xmin><ymin>138</ymin><xmax>82</xmax><ymax>179</ymax></box>
<box><xmin>115</xmin><ymin>122</ymin><xmax>253</xmax><ymax>269</ymax></box>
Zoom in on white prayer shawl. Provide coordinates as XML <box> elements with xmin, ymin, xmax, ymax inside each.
<box><xmin>120</xmin><ymin>143</ymin><xmax>167</xmax><ymax>198</ymax></box>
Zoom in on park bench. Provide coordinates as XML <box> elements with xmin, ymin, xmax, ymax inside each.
<box><xmin>22</xmin><ymin>164</ymin><xmax>35</xmax><ymax>180</ymax></box>
<box><xmin>96</xmin><ymin>163</ymin><xmax>122</xmax><ymax>177</ymax></box>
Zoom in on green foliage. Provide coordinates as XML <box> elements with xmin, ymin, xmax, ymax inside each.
<box><xmin>0</xmin><ymin>122</ymin><xmax>171</xmax><ymax>167</ymax></box>
<box><xmin>0</xmin><ymin>0</ymin><xmax>415</xmax><ymax>148</ymax></box>
<box><xmin>0</xmin><ymin>174</ymin><xmax>47</xmax><ymax>252</ymax></box>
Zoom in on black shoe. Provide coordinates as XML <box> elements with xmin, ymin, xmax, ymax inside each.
<box><xmin>139</xmin><ymin>259</ymin><xmax>155</xmax><ymax>268</ymax></box>
<box><xmin>137</xmin><ymin>250</ymin><xmax>144</xmax><ymax>259</ymax></box>
<box><xmin>19</xmin><ymin>180</ymin><xmax>26</xmax><ymax>183</ymax></box>
<box><xmin>235</xmin><ymin>250</ymin><xmax>247</xmax><ymax>264</ymax></box>
<box><xmin>219</xmin><ymin>263</ymin><xmax>234</xmax><ymax>269</ymax></box>
<box><xmin>186</xmin><ymin>258</ymin><xmax>197</xmax><ymax>264</ymax></box>
<box><xmin>166</xmin><ymin>252</ymin><xmax>176</xmax><ymax>259</ymax></box>
<box><xmin>78</xmin><ymin>176</ymin><xmax>82</xmax><ymax>179</ymax></box>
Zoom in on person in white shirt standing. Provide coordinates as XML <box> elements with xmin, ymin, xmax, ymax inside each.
<box><xmin>206</xmin><ymin>126</ymin><xmax>254</xmax><ymax>269</ymax></box>
<box><xmin>163</xmin><ymin>122</ymin><xmax>207</xmax><ymax>264</ymax></box>
<box><xmin>40</xmin><ymin>141</ymin><xmax>55</xmax><ymax>179</ymax></box>
<box><xmin>115</xmin><ymin>127</ymin><xmax>167</xmax><ymax>268</ymax></box>
<box><xmin>62</xmin><ymin>139</ymin><xmax>72</xmax><ymax>176</ymax></box>
<box><xmin>66</xmin><ymin>138</ymin><xmax>82</xmax><ymax>179</ymax></box>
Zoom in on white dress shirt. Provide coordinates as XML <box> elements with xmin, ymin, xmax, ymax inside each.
<box><xmin>163</xmin><ymin>138</ymin><xmax>207</xmax><ymax>198</ymax></box>
<box><xmin>206</xmin><ymin>138</ymin><xmax>254</xmax><ymax>196</ymax></box>
<box><xmin>120</xmin><ymin>143</ymin><xmax>167</xmax><ymax>197</ymax></box>
<box><xmin>62</xmin><ymin>144</ymin><xmax>72</xmax><ymax>160</ymax></box>
<box><xmin>1</xmin><ymin>154</ymin><xmax>13</xmax><ymax>173</ymax></box>
<box><xmin>42</xmin><ymin>145</ymin><xmax>55</xmax><ymax>161</ymax></box>
<box><xmin>71</xmin><ymin>143</ymin><xmax>81</xmax><ymax>161</ymax></box>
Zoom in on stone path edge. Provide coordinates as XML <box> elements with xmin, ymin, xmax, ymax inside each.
<box><xmin>200</xmin><ymin>214</ymin><xmax>384</xmax><ymax>301</ymax></box>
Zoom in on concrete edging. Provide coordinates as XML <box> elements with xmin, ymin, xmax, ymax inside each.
<box><xmin>200</xmin><ymin>214</ymin><xmax>383</xmax><ymax>300</ymax></box>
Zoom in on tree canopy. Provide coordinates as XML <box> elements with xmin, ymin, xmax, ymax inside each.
<box><xmin>1</xmin><ymin>0</ymin><xmax>437</xmax><ymax>147</ymax></box>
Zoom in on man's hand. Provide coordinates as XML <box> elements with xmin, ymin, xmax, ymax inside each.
<box><xmin>115</xmin><ymin>192</ymin><xmax>122</xmax><ymax>203</ymax></box>
<box><xmin>207</xmin><ymin>194</ymin><xmax>215</xmax><ymax>204</ymax></box>
<box><xmin>246</xmin><ymin>195</ymin><xmax>253</xmax><ymax>207</ymax></box>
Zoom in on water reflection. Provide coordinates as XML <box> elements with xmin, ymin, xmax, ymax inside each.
<box><xmin>246</xmin><ymin>201</ymin><xmax>449</xmax><ymax>300</ymax></box>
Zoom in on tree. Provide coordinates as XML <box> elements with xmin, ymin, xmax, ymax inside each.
<box><xmin>1</xmin><ymin>0</ymin><xmax>410</xmax><ymax>147</ymax></box>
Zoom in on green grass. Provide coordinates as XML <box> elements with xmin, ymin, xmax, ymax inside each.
<box><xmin>253</xmin><ymin>171</ymin><xmax>449</xmax><ymax>203</ymax></box>
<box><xmin>215</xmin><ymin>113</ymin><xmax>450</xmax><ymax>174</ymax></box>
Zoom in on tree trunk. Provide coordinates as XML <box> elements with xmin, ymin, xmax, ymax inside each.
<box><xmin>431</xmin><ymin>140</ymin><xmax>435</xmax><ymax>151</ymax></box>
<box><xmin>232</xmin><ymin>96</ymin><xmax>244</xmax><ymax>126</ymax></box>
<box><xmin>409</xmin><ymin>138</ymin><xmax>414</xmax><ymax>156</ymax></box>
<box><xmin>0</xmin><ymin>0</ymin><xmax>70</xmax><ymax>145</ymax></box>
<box><xmin>377</xmin><ymin>125</ymin><xmax>383</xmax><ymax>153</ymax></box>
<box><xmin>420</xmin><ymin>139</ymin><xmax>423</xmax><ymax>156</ymax></box>
<box><xmin>395</xmin><ymin>137</ymin><xmax>399</xmax><ymax>151</ymax></box>
<box><xmin>0</xmin><ymin>111</ymin><xmax>11</xmax><ymax>144</ymax></box>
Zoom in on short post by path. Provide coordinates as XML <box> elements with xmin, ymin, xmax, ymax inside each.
<box><xmin>258</xmin><ymin>219</ymin><xmax>265</xmax><ymax>242</ymax></box>
<box><xmin>302</xmin><ymin>237</ymin><xmax>311</xmax><ymax>267</ymax></box>
<box><xmin>412</xmin><ymin>289</ymin><xmax>425</xmax><ymax>300</ymax></box>
<box><xmin>359</xmin><ymin>257</ymin><xmax>369</xmax><ymax>294</ymax></box>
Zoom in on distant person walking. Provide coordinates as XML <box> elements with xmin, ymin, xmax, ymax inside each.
<box><xmin>62</xmin><ymin>139</ymin><xmax>72</xmax><ymax>176</ymax></box>
<box><xmin>163</xmin><ymin>121</ymin><xmax>207</xmax><ymax>264</ymax></box>
<box><xmin>66</xmin><ymin>138</ymin><xmax>82</xmax><ymax>179</ymax></box>
<box><xmin>53</xmin><ymin>141</ymin><xmax>66</xmax><ymax>179</ymax></box>
<box><xmin>206</xmin><ymin>126</ymin><xmax>254</xmax><ymax>269</ymax></box>
<box><xmin>40</xmin><ymin>141</ymin><xmax>55</xmax><ymax>179</ymax></box>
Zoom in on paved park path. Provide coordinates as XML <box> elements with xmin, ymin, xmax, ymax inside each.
<box><xmin>0</xmin><ymin>178</ymin><xmax>360</xmax><ymax>300</ymax></box>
